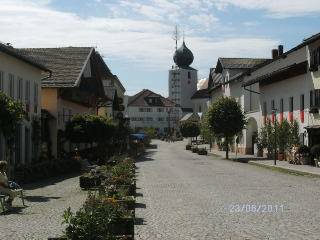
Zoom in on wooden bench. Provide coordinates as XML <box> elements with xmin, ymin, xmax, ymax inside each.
<box><xmin>0</xmin><ymin>189</ymin><xmax>25</xmax><ymax>212</ymax></box>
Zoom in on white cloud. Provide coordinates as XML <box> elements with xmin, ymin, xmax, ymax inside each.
<box><xmin>214</xmin><ymin>2</ymin><xmax>228</xmax><ymax>11</ymax></box>
<box><xmin>212</xmin><ymin>0</ymin><xmax>320</xmax><ymax>18</ymax></box>
<box><xmin>137</xmin><ymin>5</ymin><xmax>165</xmax><ymax>21</ymax></box>
<box><xmin>243</xmin><ymin>21</ymin><xmax>260</xmax><ymax>26</ymax></box>
<box><xmin>189</xmin><ymin>14</ymin><xmax>220</xmax><ymax>30</ymax></box>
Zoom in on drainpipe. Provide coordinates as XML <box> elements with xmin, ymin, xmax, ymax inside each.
<box><xmin>243</xmin><ymin>85</ymin><xmax>260</xmax><ymax>95</ymax></box>
<box><xmin>41</xmin><ymin>70</ymin><xmax>52</xmax><ymax>81</ymax></box>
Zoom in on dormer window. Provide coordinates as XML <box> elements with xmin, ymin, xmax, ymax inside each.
<box><xmin>149</xmin><ymin>99</ymin><xmax>152</xmax><ymax>103</ymax></box>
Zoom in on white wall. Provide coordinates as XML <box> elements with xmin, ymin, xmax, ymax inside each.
<box><xmin>0</xmin><ymin>50</ymin><xmax>43</xmax><ymax>164</ymax></box>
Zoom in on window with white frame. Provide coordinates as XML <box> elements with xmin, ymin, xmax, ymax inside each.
<box><xmin>8</xmin><ymin>75</ymin><xmax>14</xmax><ymax>98</ymax></box>
<box><xmin>34</xmin><ymin>83</ymin><xmax>38</xmax><ymax>105</ymax></box>
<box><xmin>139</xmin><ymin>108</ymin><xmax>153</xmax><ymax>112</ymax></box>
<box><xmin>25</xmin><ymin>80</ymin><xmax>30</xmax><ymax>103</ymax></box>
<box><xmin>146</xmin><ymin>117</ymin><xmax>153</xmax><ymax>121</ymax></box>
<box><xmin>157</xmin><ymin>117</ymin><xmax>164</xmax><ymax>121</ymax></box>
<box><xmin>17</xmin><ymin>77</ymin><xmax>23</xmax><ymax>100</ymax></box>
<box><xmin>157</xmin><ymin>108</ymin><xmax>164</xmax><ymax>112</ymax></box>
<box><xmin>63</xmin><ymin>107</ymin><xmax>66</xmax><ymax>122</ymax></box>
<box><xmin>0</xmin><ymin>71</ymin><xmax>3</xmax><ymax>92</ymax></box>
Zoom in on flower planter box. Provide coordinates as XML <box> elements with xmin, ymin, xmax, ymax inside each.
<box><xmin>116</xmin><ymin>199</ymin><xmax>136</xmax><ymax>210</ymax></box>
<box><xmin>79</xmin><ymin>176</ymin><xmax>101</xmax><ymax>189</ymax></box>
<box><xmin>197</xmin><ymin>150</ymin><xmax>208</xmax><ymax>155</ymax></box>
<box><xmin>112</xmin><ymin>217</ymin><xmax>134</xmax><ymax>236</ymax></box>
<box><xmin>186</xmin><ymin>145</ymin><xmax>192</xmax><ymax>150</ymax></box>
<box><xmin>192</xmin><ymin>148</ymin><xmax>198</xmax><ymax>153</ymax></box>
<box><xmin>278</xmin><ymin>153</ymin><xmax>285</xmax><ymax>161</ymax></box>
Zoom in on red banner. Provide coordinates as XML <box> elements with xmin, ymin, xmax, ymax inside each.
<box><xmin>280</xmin><ymin>113</ymin><xmax>283</xmax><ymax>123</ymax></box>
<box><xmin>271</xmin><ymin>114</ymin><xmax>274</xmax><ymax>123</ymax></box>
<box><xmin>289</xmin><ymin>112</ymin><xmax>293</xmax><ymax>122</ymax></box>
<box><xmin>34</xmin><ymin>105</ymin><xmax>37</xmax><ymax>114</ymax></box>
<box><xmin>300</xmin><ymin>110</ymin><xmax>304</xmax><ymax>122</ymax></box>
<box><xmin>222</xmin><ymin>86</ymin><xmax>225</xmax><ymax>93</ymax></box>
<box><xmin>26</xmin><ymin>104</ymin><xmax>30</xmax><ymax>112</ymax></box>
<box><xmin>263</xmin><ymin>115</ymin><xmax>266</xmax><ymax>124</ymax></box>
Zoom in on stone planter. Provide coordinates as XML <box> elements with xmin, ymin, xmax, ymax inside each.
<box><xmin>79</xmin><ymin>176</ymin><xmax>101</xmax><ymax>189</ymax></box>
<box><xmin>197</xmin><ymin>150</ymin><xmax>208</xmax><ymax>155</ymax></box>
<box><xmin>300</xmin><ymin>156</ymin><xmax>309</xmax><ymax>165</ymax></box>
<box><xmin>186</xmin><ymin>145</ymin><xmax>192</xmax><ymax>150</ymax></box>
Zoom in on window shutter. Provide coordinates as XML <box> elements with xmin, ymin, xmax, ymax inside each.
<box><xmin>310</xmin><ymin>90</ymin><xmax>313</xmax><ymax>107</ymax></box>
<box><xmin>300</xmin><ymin>94</ymin><xmax>304</xmax><ymax>111</ymax></box>
<box><xmin>289</xmin><ymin>97</ymin><xmax>293</xmax><ymax>112</ymax></box>
<box><xmin>280</xmin><ymin>99</ymin><xmax>283</xmax><ymax>113</ymax></box>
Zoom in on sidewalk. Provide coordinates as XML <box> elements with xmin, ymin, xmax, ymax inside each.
<box><xmin>191</xmin><ymin>140</ymin><xmax>320</xmax><ymax>177</ymax></box>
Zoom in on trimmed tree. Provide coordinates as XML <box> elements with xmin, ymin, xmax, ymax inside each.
<box><xmin>0</xmin><ymin>92</ymin><xmax>24</xmax><ymax>180</ymax></box>
<box><xmin>179</xmin><ymin>121</ymin><xmax>200</xmax><ymax>143</ymax></box>
<box><xmin>65</xmin><ymin>115</ymin><xmax>117</xmax><ymax>147</ymax></box>
<box><xmin>205</xmin><ymin>96</ymin><xmax>247</xmax><ymax>159</ymax></box>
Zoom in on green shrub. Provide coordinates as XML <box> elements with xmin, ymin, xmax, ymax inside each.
<box><xmin>311</xmin><ymin>144</ymin><xmax>320</xmax><ymax>158</ymax></box>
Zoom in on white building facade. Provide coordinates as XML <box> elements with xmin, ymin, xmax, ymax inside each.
<box><xmin>0</xmin><ymin>43</ymin><xmax>51</xmax><ymax>164</ymax></box>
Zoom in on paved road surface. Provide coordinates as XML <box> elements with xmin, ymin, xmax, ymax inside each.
<box><xmin>0</xmin><ymin>172</ymin><xmax>87</xmax><ymax>240</ymax></box>
<box><xmin>135</xmin><ymin>139</ymin><xmax>320</xmax><ymax>240</ymax></box>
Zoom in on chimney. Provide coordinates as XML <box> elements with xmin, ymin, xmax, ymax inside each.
<box><xmin>278</xmin><ymin>45</ymin><xmax>284</xmax><ymax>55</ymax></box>
<box><xmin>272</xmin><ymin>49</ymin><xmax>278</xmax><ymax>59</ymax></box>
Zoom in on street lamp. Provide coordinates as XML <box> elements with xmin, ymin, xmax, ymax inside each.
<box><xmin>272</xmin><ymin>109</ymin><xmax>277</xmax><ymax>165</ymax></box>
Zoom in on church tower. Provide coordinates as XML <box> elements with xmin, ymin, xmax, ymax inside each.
<box><xmin>168</xmin><ymin>39</ymin><xmax>198</xmax><ymax>119</ymax></box>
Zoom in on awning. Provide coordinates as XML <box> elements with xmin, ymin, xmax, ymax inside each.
<box><xmin>129</xmin><ymin>134</ymin><xmax>149</xmax><ymax>140</ymax></box>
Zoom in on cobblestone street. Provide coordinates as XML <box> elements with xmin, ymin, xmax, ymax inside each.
<box><xmin>0</xmin><ymin>172</ymin><xmax>87</xmax><ymax>240</ymax></box>
<box><xmin>135</xmin><ymin>139</ymin><xmax>320</xmax><ymax>240</ymax></box>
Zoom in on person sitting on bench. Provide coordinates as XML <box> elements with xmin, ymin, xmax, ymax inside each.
<box><xmin>0</xmin><ymin>161</ymin><xmax>17</xmax><ymax>210</ymax></box>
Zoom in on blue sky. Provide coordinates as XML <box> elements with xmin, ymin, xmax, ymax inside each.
<box><xmin>1</xmin><ymin>0</ymin><xmax>320</xmax><ymax>97</ymax></box>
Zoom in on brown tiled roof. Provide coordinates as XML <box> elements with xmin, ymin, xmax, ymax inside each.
<box><xmin>0</xmin><ymin>42</ymin><xmax>51</xmax><ymax>73</ymax></box>
<box><xmin>219</xmin><ymin>58</ymin><xmax>268</xmax><ymax>70</ymax></box>
<box><xmin>96</xmin><ymin>52</ymin><xmax>113</xmax><ymax>77</ymax></box>
<box><xmin>18</xmin><ymin>47</ymin><xmax>93</xmax><ymax>88</ymax></box>
<box><xmin>191</xmin><ymin>89</ymin><xmax>210</xmax><ymax>99</ymax></box>
<box><xmin>128</xmin><ymin>89</ymin><xmax>173</xmax><ymax>107</ymax></box>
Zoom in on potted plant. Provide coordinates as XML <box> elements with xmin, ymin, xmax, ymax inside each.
<box><xmin>310</xmin><ymin>106</ymin><xmax>319</xmax><ymax>114</ymax></box>
<box><xmin>298</xmin><ymin>144</ymin><xmax>309</xmax><ymax>165</ymax></box>
<box><xmin>311</xmin><ymin>144</ymin><xmax>320</xmax><ymax>168</ymax></box>
<box><xmin>192</xmin><ymin>146</ymin><xmax>199</xmax><ymax>153</ymax></box>
<box><xmin>197</xmin><ymin>147</ymin><xmax>208</xmax><ymax>155</ymax></box>
<box><xmin>186</xmin><ymin>143</ymin><xmax>192</xmax><ymax>150</ymax></box>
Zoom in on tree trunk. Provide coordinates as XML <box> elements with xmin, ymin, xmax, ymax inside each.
<box><xmin>226</xmin><ymin>136</ymin><xmax>229</xmax><ymax>159</ymax></box>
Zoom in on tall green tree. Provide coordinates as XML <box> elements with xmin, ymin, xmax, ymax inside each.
<box><xmin>205</xmin><ymin>96</ymin><xmax>247</xmax><ymax>159</ymax></box>
<box><xmin>0</xmin><ymin>92</ymin><xmax>24</xmax><ymax>180</ymax></box>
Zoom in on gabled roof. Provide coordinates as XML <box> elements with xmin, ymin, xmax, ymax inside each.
<box><xmin>96</xmin><ymin>52</ymin><xmax>113</xmax><ymax>77</ymax></box>
<box><xmin>18</xmin><ymin>47</ymin><xmax>94</xmax><ymax>88</ymax></box>
<box><xmin>0</xmin><ymin>42</ymin><xmax>51</xmax><ymax>73</ymax></box>
<box><xmin>128</xmin><ymin>89</ymin><xmax>173</xmax><ymax>107</ymax></box>
<box><xmin>191</xmin><ymin>89</ymin><xmax>210</xmax><ymax>99</ymax></box>
<box><xmin>96</xmin><ymin>52</ymin><xmax>125</xmax><ymax>92</ymax></box>
<box><xmin>180</xmin><ymin>113</ymin><xmax>199</xmax><ymax>122</ymax></box>
<box><xmin>215</xmin><ymin>58</ymin><xmax>268</xmax><ymax>73</ymax></box>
